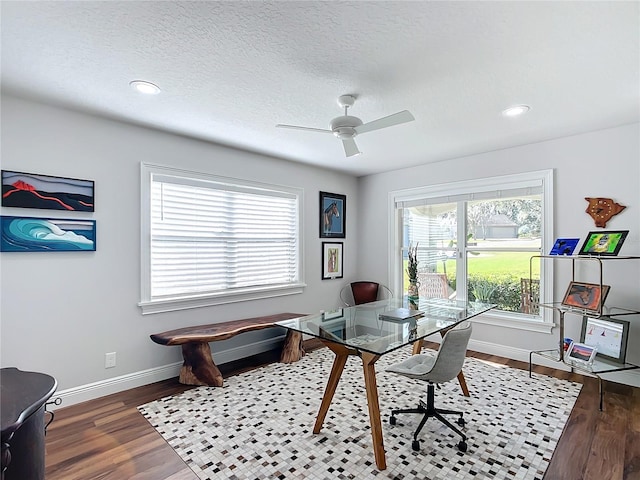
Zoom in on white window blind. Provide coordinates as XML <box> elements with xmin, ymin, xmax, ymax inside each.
<box><xmin>140</xmin><ymin>164</ymin><xmax>304</xmax><ymax>313</ymax></box>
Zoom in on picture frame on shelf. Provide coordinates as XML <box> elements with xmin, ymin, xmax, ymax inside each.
<box><xmin>565</xmin><ymin>341</ymin><xmax>597</xmax><ymax>366</ymax></box>
<box><xmin>561</xmin><ymin>281</ymin><xmax>610</xmax><ymax>312</ymax></box>
<box><xmin>319</xmin><ymin>321</ymin><xmax>346</xmax><ymax>342</ymax></box>
<box><xmin>321</xmin><ymin>241</ymin><xmax>343</xmax><ymax>280</ymax></box>
<box><xmin>319</xmin><ymin>191</ymin><xmax>346</xmax><ymax>238</ymax></box>
<box><xmin>549</xmin><ymin>238</ymin><xmax>580</xmax><ymax>256</ymax></box>
<box><xmin>578</xmin><ymin>230</ymin><xmax>628</xmax><ymax>256</ymax></box>
<box><xmin>322</xmin><ymin>308</ymin><xmax>344</xmax><ymax>321</ymax></box>
<box><xmin>580</xmin><ymin>316</ymin><xmax>630</xmax><ymax>364</ymax></box>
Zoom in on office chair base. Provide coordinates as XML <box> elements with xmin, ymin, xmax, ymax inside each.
<box><xmin>389</xmin><ymin>384</ymin><xmax>467</xmax><ymax>453</ymax></box>
<box><xmin>410</xmin><ymin>438</ymin><xmax>468</xmax><ymax>452</ymax></box>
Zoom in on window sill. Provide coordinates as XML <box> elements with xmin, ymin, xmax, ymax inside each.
<box><xmin>473</xmin><ymin>310</ymin><xmax>555</xmax><ymax>334</ymax></box>
<box><xmin>139</xmin><ymin>283</ymin><xmax>306</xmax><ymax>315</ymax></box>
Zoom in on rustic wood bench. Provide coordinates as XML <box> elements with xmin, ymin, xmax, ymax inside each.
<box><xmin>150</xmin><ymin>313</ymin><xmax>306</xmax><ymax>387</ymax></box>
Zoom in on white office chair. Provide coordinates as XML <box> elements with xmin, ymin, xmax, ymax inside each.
<box><xmin>387</xmin><ymin>321</ymin><xmax>472</xmax><ymax>452</ymax></box>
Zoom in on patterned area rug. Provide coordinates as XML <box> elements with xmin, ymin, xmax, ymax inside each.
<box><xmin>139</xmin><ymin>347</ymin><xmax>581</xmax><ymax>480</ymax></box>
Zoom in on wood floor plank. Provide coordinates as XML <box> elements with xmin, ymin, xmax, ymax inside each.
<box><xmin>582</xmin><ymin>390</ymin><xmax>627</xmax><ymax>480</ymax></box>
<box><xmin>43</xmin><ymin>343</ymin><xmax>639</xmax><ymax>480</ymax></box>
<box><xmin>624</xmin><ymin>389</ymin><xmax>640</xmax><ymax>480</ymax></box>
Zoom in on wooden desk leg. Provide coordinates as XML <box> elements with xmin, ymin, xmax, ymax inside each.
<box><xmin>361</xmin><ymin>352</ymin><xmax>386</xmax><ymax>470</ymax></box>
<box><xmin>313</xmin><ymin>341</ymin><xmax>350</xmax><ymax>434</ymax></box>
<box><xmin>411</xmin><ymin>339</ymin><xmax>424</xmax><ymax>355</ymax></box>
<box><xmin>413</xmin><ymin>335</ymin><xmax>470</xmax><ymax>397</ymax></box>
<box><xmin>456</xmin><ymin>371</ymin><xmax>470</xmax><ymax>397</ymax></box>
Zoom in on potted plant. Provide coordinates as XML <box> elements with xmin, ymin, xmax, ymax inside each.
<box><xmin>407</xmin><ymin>243</ymin><xmax>419</xmax><ymax>299</ymax></box>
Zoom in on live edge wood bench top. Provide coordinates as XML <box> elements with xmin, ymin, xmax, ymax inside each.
<box><xmin>150</xmin><ymin>313</ymin><xmax>303</xmax><ymax>346</ymax></box>
<box><xmin>150</xmin><ymin>312</ymin><xmax>306</xmax><ymax>387</ymax></box>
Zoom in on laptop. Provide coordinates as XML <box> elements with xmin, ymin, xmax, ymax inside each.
<box><xmin>378</xmin><ymin>308</ymin><xmax>424</xmax><ymax>322</ymax></box>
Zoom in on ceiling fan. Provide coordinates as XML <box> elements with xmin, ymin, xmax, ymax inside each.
<box><xmin>276</xmin><ymin>95</ymin><xmax>415</xmax><ymax>157</ymax></box>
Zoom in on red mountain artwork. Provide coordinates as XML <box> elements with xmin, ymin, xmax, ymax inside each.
<box><xmin>2</xmin><ymin>171</ymin><xmax>94</xmax><ymax>212</ymax></box>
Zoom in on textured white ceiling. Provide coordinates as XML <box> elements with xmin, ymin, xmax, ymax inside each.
<box><xmin>2</xmin><ymin>1</ymin><xmax>638</xmax><ymax>176</ymax></box>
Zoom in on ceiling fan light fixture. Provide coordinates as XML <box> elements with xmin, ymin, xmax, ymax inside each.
<box><xmin>130</xmin><ymin>80</ymin><xmax>161</xmax><ymax>95</ymax></box>
<box><xmin>502</xmin><ymin>104</ymin><xmax>530</xmax><ymax>117</ymax></box>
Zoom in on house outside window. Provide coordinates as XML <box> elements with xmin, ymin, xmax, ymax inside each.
<box><xmin>139</xmin><ymin>163</ymin><xmax>304</xmax><ymax>314</ymax></box>
<box><xmin>390</xmin><ymin>170</ymin><xmax>554</xmax><ymax>331</ymax></box>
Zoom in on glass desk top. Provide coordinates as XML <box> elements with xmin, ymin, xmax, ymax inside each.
<box><xmin>275</xmin><ymin>298</ymin><xmax>494</xmax><ymax>356</ymax></box>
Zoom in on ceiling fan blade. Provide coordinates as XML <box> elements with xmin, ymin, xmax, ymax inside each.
<box><xmin>276</xmin><ymin>124</ymin><xmax>332</xmax><ymax>133</ymax></box>
<box><xmin>342</xmin><ymin>137</ymin><xmax>361</xmax><ymax>157</ymax></box>
<box><xmin>354</xmin><ymin>110</ymin><xmax>415</xmax><ymax>135</ymax></box>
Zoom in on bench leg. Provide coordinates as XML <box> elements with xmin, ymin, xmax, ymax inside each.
<box><xmin>179</xmin><ymin>342</ymin><xmax>224</xmax><ymax>387</ymax></box>
<box><xmin>280</xmin><ymin>330</ymin><xmax>305</xmax><ymax>363</ymax></box>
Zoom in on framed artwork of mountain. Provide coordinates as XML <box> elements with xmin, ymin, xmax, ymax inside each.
<box><xmin>2</xmin><ymin>170</ymin><xmax>95</xmax><ymax>212</ymax></box>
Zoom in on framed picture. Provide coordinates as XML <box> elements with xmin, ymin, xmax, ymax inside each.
<box><xmin>2</xmin><ymin>170</ymin><xmax>95</xmax><ymax>212</ymax></box>
<box><xmin>549</xmin><ymin>238</ymin><xmax>580</xmax><ymax>256</ymax></box>
<box><xmin>561</xmin><ymin>281</ymin><xmax>610</xmax><ymax>312</ymax></box>
<box><xmin>580</xmin><ymin>316</ymin><xmax>630</xmax><ymax>363</ymax></box>
<box><xmin>322</xmin><ymin>241</ymin><xmax>343</xmax><ymax>280</ymax></box>
<box><xmin>565</xmin><ymin>341</ymin><xmax>597</xmax><ymax>365</ymax></box>
<box><xmin>323</xmin><ymin>308</ymin><xmax>344</xmax><ymax>321</ymax></box>
<box><xmin>319</xmin><ymin>191</ymin><xmax>346</xmax><ymax>238</ymax></box>
<box><xmin>1</xmin><ymin>215</ymin><xmax>97</xmax><ymax>252</ymax></box>
<box><xmin>578</xmin><ymin>230</ymin><xmax>628</xmax><ymax>256</ymax></box>
<box><xmin>318</xmin><ymin>321</ymin><xmax>346</xmax><ymax>341</ymax></box>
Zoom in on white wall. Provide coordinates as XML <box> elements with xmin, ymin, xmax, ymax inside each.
<box><xmin>2</xmin><ymin>95</ymin><xmax>639</xmax><ymax>404</ymax></box>
<box><xmin>357</xmin><ymin>123</ymin><xmax>640</xmax><ymax>381</ymax></box>
<box><xmin>0</xmin><ymin>95</ymin><xmax>360</xmax><ymax>404</ymax></box>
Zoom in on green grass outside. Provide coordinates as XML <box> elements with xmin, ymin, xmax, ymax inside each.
<box><xmin>404</xmin><ymin>251</ymin><xmax>541</xmax><ymax>287</ymax></box>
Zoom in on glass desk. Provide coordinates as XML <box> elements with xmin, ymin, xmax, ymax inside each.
<box><xmin>275</xmin><ymin>298</ymin><xmax>494</xmax><ymax>470</ymax></box>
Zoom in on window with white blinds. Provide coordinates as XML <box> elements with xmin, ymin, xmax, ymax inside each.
<box><xmin>139</xmin><ymin>164</ymin><xmax>304</xmax><ymax>314</ymax></box>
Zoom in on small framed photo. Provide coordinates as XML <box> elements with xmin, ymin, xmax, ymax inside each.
<box><xmin>319</xmin><ymin>322</ymin><xmax>346</xmax><ymax>341</ymax></box>
<box><xmin>565</xmin><ymin>342</ymin><xmax>597</xmax><ymax>365</ymax></box>
<box><xmin>581</xmin><ymin>316</ymin><xmax>630</xmax><ymax>364</ymax></box>
<box><xmin>578</xmin><ymin>230</ymin><xmax>628</xmax><ymax>256</ymax></box>
<box><xmin>320</xmin><ymin>191</ymin><xmax>346</xmax><ymax>238</ymax></box>
<box><xmin>561</xmin><ymin>281</ymin><xmax>610</xmax><ymax>312</ymax></box>
<box><xmin>322</xmin><ymin>242</ymin><xmax>343</xmax><ymax>280</ymax></box>
<box><xmin>323</xmin><ymin>308</ymin><xmax>344</xmax><ymax>321</ymax></box>
<box><xmin>549</xmin><ymin>238</ymin><xmax>580</xmax><ymax>256</ymax></box>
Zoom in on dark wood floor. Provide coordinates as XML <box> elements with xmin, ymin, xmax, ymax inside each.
<box><xmin>44</xmin><ymin>341</ymin><xmax>640</xmax><ymax>480</ymax></box>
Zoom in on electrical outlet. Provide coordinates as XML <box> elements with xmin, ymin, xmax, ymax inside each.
<box><xmin>105</xmin><ymin>352</ymin><xmax>116</xmax><ymax>369</ymax></box>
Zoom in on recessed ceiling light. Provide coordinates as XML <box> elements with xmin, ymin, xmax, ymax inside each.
<box><xmin>130</xmin><ymin>80</ymin><xmax>161</xmax><ymax>95</ymax></box>
<box><xmin>502</xmin><ymin>104</ymin><xmax>530</xmax><ymax>117</ymax></box>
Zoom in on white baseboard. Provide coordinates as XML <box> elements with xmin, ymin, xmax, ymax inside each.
<box><xmin>51</xmin><ymin>336</ymin><xmax>640</xmax><ymax>409</ymax></box>
<box><xmin>468</xmin><ymin>339</ymin><xmax>640</xmax><ymax>385</ymax></box>
<box><xmin>51</xmin><ymin>336</ymin><xmax>285</xmax><ymax>409</ymax></box>
<box><xmin>468</xmin><ymin>339</ymin><xmax>571</xmax><ymax>371</ymax></box>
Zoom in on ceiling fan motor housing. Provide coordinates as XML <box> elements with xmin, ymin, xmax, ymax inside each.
<box><xmin>330</xmin><ymin>115</ymin><xmax>363</xmax><ymax>138</ymax></box>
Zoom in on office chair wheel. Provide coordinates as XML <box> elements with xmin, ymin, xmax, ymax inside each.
<box><xmin>412</xmin><ymin>440</ymin><xmax>421</xmax><ymax>451</ymax></box>
<box><xmin>389</xmin><ymin>415</ymin><xmax>396</xmax><ymax>425</ymax></box>
<box><xmin>456</xmin><ymin>416</ymin><xmax>465</xmax><ymax>427</ymax></box>
<box><xmin>457</xmin><ymin>440</ymin><xmax>467</xmax><ymax>452</ymax></box>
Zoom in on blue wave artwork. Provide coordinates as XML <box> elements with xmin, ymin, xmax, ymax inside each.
<box><xmin>1</xmin><ymin>216</ymin><xmax>96</xmax><ymax>252</ymax></box>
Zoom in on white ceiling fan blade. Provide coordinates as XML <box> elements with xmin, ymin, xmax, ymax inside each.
<box><xmin>354</xmin><ymin>110</ymin><xmax>415</xmax><ymax>135</ymax></box>
<box><xmin>342</xmin><ymin>137</ymin><xmax>361</xmax><ymax>157</ymax></box>
<box><xmin>276</xmin><ymin>124</ymin><xmax>332</xmax><ymax>133</ymax></box>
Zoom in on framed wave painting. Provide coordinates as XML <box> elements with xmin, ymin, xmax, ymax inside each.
<box><xmin>2</xmin><ymin>170</ymin><xmax>95</xmax><ymax>212</ymax></box>
<box><xmin>1</xmin><ymin>216</ymin><xmax>96</xmax><ymax>252</ymax></box>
